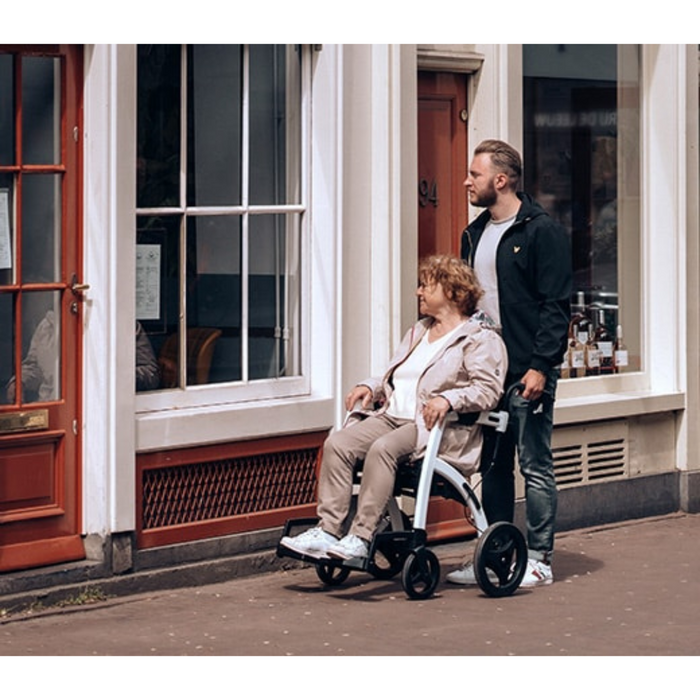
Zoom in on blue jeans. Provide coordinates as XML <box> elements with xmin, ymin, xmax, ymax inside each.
<box><xmin>480</xmin><ymin>370</ymin><xmax>558</xmax><ymax>561</ymax></box>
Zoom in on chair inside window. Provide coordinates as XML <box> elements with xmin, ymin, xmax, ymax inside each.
<box><xmin>158</xmin><ymin>327</ymin><xmax>223</xmax><ymax>388</ymax></box>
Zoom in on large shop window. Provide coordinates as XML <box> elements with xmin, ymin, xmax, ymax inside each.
<box><xmin>135</xmin><ymin>45</ymin><xmax>305</xmax><ymax>397</ymax></box>
<box><xmin>523</xmin><ymin>45</ymin><xmax>640</xmax><ymax>379</ymax></box>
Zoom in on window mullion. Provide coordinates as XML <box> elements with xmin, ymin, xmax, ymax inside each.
<box><xmin>179</xmin><ymin>44</ymin><xmax>188</xmax><ymax>388</ymax></box>
<box><xmin>241</xmin><ymin>45</ymin><xmax>250</xmax><ymax>383</ymax></box>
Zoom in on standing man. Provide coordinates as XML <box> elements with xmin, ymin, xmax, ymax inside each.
<box><xmin>448</xmin><ymin>139</ymin><xmax>572</xmax><ymax>587</ymax></box>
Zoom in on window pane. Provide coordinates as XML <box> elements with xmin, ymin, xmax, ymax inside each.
<box><xmin>137</xmin><ymin>215</ymin><xmax>181</xmax><ymax>389</ymax></box>
<box><xmin>523</xmin><ymin>44</ymin><xmax>640</xmax><ymax>374</ymax></box>
<box><xmin>22</xmin><ymin>173</ymin><xmax>61</xmax><ymax>283</ymax></box>
<box><xmin>137</xmin><ymin>45</ymin><xmax>181</xmax><ymax>208</ymax></box>
<box><xmin>249</xmin><ymin>45</ymin><xmax>302</xmax><ymax>205</ymax></box>
<box><xmin>249</xmin><ymin>213</ymin><xmax>301</xmax><ymax>379</ymax></box>
<box><xmin>187</xmin><ymin>215</ymin><xmax>242</xmax><ymax>384</ymax></box>
<box><xmin>0</xmin><ymin>174</ymin><xmax>14</xmax><ymax>286</ymax></box>
<box><xmin>0</xmin><ymin>54</ymin><xmax>15</xmax><ymax>165</ymax></box>
<box><xmin>187</xmin><ymin>45</ymin><xmax>242</xmax><ymax>207</ymax></box>
<box><xmin>22</xmin><ymin>57</ymin><xmax>60</xmax><ymax>165</ymax></box>
<box><xmin>0</xmin><ymin>292</ymin><xmax>15</xmax><ymax>405</ymax></box>
<box><xmin>19</xmin><ymin>290</ymin><xmax>61</xmax><ymax>403</ymax></box>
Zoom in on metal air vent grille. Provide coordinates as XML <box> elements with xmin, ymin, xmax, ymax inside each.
<box><xmin>141</xmin><ymin>447</ymin><xmax>319</xmax><ymax>530</ymax></box>
<box><xmin>551</xmin><ymin>421</ymin><xmax>629</xmax><ymax>487</ymax></box>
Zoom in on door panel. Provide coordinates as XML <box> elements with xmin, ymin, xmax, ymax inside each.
<box><xmin>0</xmin><ymin>45</ymin><xmax>84</xmax><ymax>572</ymax></box>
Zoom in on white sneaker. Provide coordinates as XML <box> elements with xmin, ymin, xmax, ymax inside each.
<box><xmin>280</xmin><ymin>526</ymin><xmax>338</xmax><ymax>559</ymax></box>
<box><xmin>520</xmin><ymin>558</ymin><xmax>553</xmax><ymax>588</ymax></box>
<box><xmin>327</xmin><ymin>534</ymin><xmax>369</xmax><ymax>560</ymax></box>
<box><xmin>446</xmin><ymin>561</ymin><xmax>477</xmax><ymax>585</ymax></box>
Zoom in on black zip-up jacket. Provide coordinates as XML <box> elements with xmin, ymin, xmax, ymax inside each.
<box><xmin>460</xmin><ymin>193</ymin><xmax>572</xmax><ymax>379</ymax></box>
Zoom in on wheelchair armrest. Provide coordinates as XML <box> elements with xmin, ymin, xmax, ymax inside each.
<box><xmin>477</xmin><ymin>409</ymin><xmax>509</xmax><ymax>433</ymax></box>
<box><xmin>449</xmin><ymin>409</ymin><xmax>509</xmax><ymax>433</ymax></box>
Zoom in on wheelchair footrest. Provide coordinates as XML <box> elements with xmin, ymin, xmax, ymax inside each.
<box><xmin>370</xmin><ymin>528</ymin><xmax>427</xmax><ymax>558</ymax></box>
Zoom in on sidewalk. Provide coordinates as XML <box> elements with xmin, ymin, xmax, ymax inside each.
<box><xmin>0</xmin><ymin>512</ymin><xmax>698</xmax><ymax>657</ymax></box>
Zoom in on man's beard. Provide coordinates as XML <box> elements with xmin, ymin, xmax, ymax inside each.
<box><xmin>470</xmin><ymin>180</ymin><xmax>498</xmax><ymax>208</ymax></box>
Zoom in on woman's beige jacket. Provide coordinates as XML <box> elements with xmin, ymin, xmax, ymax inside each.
<box><xmin>353</xmin><ymin>313</ymin><xmax>508</xmax><ymax>476</ymax></box>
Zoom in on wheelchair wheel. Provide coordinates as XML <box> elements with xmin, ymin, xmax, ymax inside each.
<box><xmin>401</xmin><ymin>548</ymin><xmax>441</xmax><ymax>600</ymax></box>
<box><xmin>315</xmin><ymin>560</ymin><xmax>351</xmax><ymax>586</ymax></box>
<box><xmin>473</xmin><ymin>522</ymin><xmax>527</xmax><ymax>598</ymax></box>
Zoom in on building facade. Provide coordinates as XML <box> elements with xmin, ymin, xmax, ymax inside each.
<box><xmin>0</xmin><ymin>44</ymin><xmax>698</xmax><ymax>586</ymax></box>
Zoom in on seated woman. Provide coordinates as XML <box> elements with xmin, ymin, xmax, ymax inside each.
<box><xmin>281</xmin><ymin>254</ymin><xmax>507</xmax><ymax>561</ymax></box>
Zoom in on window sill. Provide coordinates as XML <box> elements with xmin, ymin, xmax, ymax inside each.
<box><xmin>554</xmin><ymin>390</ymin><xmax>685</xmax><ymax>426</ymax></box>
<box><xmin>135</xmin><ymin>395</ymin><xmax>334</xmax><ymax>453</ymax></box>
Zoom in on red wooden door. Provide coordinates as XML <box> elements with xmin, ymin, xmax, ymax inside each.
<box><xmin>417</xmin><ymin>71</ymin><xmax>469</xmax><ymax>258</ymax></box>
<box><xmin>0</xmin><ymin>45</ymin><xmax>85</xmax><ymax>572</ymax></box>
<box><xmin>417</xmin><ymin>70</ymin><xmax>474</xmax><ymax>540</ymax></box>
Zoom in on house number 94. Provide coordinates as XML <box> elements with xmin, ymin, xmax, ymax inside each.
<box><xmin>419</xmin><ymin>178</ymin><xmax>438</xmax><ymax>208</ymax></box>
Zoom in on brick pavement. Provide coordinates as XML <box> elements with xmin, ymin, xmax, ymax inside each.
<box><xmin>1</xmin><ymin>513</ymin><xmax>698</xmax><ymax>660</ymax></box>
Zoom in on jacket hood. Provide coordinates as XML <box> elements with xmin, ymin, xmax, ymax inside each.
<box><xmin>470</xmin><ymin>192</ymin><xmax>548</xmax><ymax>231</ymax></box>
<box><xmin>514</xmin><ymin>192</ymin><xmax>549</xmax><ymax>223</ymax></box>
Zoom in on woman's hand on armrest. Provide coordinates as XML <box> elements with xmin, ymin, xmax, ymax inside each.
<box><xmin>422</xmin><ymin>396</ymin><xmax>451</xmax><ymax>430</ymax></box>
<box><xmin>345</xmin><ymin>385</ymin><xmax>374</xmax><ymax>412</ymax></box>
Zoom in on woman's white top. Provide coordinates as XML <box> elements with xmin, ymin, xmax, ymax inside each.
<box><xmin>387</xmin><ymin>324</ymin><xmax>461</xmax><ymax>419</ymax></box>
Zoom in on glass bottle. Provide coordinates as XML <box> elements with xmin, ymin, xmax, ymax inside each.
<box><xmin>594</xmin><ymin>309</ymin><xmax>614</xmax><ymax>374</ymax></box>
<box><xmin>571</xmin><ymin>291</ymin><xmax>592</xmax><ymax>346</ymax></box>
<box><xmin>559</xmin><ymin>345</ymin><xmax>571</xmax><ymax>379</ymax></box>
<box><xmin>569</xmin><ymin>322</ymin><xmax>586</xmax><ymax>378</ymax></box>
<box><xmin>585</xmin><ymin>334</ymin><xmax>601</xmax><ymax>376</ymax></box>
<box><xmin>614</xmin><ymin>324</ymin><xmax>629</xmax><ymax>372</ymax></box>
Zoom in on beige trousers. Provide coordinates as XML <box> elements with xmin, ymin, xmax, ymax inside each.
<box><xmin>317</xmin><ymin>413</ymin><xmax>417</xmax><ymax>542</ymax></box>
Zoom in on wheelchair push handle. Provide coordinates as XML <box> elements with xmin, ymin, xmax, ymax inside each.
<box><xmin>508</xmin><ymin>381</ymin><xmax>526</xmax><ymax>401</ymax></box>
<box><xmin>474</xmin><ymin>383</ymin><xmax>523</xmax><ymax>434</ymax></box>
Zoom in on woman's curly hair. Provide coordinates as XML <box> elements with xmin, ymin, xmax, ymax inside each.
<box><xmin>418</xmin><ymin>254</ymin><xmax>483</xmax><ymax>316</ymax></box>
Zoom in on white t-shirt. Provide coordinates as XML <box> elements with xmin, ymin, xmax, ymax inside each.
<box><xmin>473</xmin><ymin>215</ymin><xmax>515</xmax><ymax>325</ymax></box>
<box><xmin>387</xmin><ymin>325</ymin><xmax>461</xmax><ymax>419</ymax></box>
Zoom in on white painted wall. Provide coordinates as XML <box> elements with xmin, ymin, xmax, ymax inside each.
<box><xmin>78</xmin><ymin>43</ymin><xmax>699</xmax><ymax>542</ymax></box>
<box><xmin>83</xmin><ymin>44</ymin><xmax>137</xmax><ymax>535</ymax></box>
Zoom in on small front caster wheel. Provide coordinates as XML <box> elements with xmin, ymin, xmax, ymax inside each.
<box><xmin>315</xmin><ymin>560</ymin><xmax>351</xmax><ymax>586</ymax></box>
<box><xmin>473</xmin><ymin>521</ymin><xmax>527</xmax><ymax>598</ymax></box>
<box><xmin>401</xmin><ymin>548</ymin><xmax>440</xmax><ymax>600</ymax></box>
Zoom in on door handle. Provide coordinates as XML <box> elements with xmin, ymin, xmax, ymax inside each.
<box><xmin>70</xmin><ymin>273</ymin><xmax>90</xmax><ymax>296</ymax></box>
<box><xmin>70</xmin><ymin>274</ymin><xmax>90</xmax><ymax>314</ymax></box>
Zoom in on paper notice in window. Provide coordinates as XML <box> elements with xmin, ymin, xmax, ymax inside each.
<box><xmin>136</xmin><ymin>244</ymin><xmax>161</xmax><ymax>320</ymax></box>
<box><xmin>0</xmin><ymin>189</ymin><xmax>11</xmax><ymax>270</ymax></box>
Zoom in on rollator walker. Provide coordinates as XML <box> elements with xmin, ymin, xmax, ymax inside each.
<box><xmin>277</xmin><ymin>385</ymin><xmax>528</xmax><ymax>600</ymax></box>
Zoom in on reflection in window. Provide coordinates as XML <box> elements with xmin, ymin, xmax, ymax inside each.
<box><xmin>187</xmin><ymin>45</ymin><xmax>242</xmax><ymax>207</ymax></box>
<box><xmin>2</xmin><ymin>291</ymin><xmax>61</xmax><ymax>404</ymax></box>
<box><xmin>523</xmin><ymin>44</ymin><xmax>640</xmax><ymax>374</ymax></box>
<box><xmin>22</xmin><ymin>174</ymin><xmax>62</xmax><ymax>283</ymax></box>
<box><xmin>137</xmin><ymin>45</ymin><xmax>181</xmax><ymax>209</ymax></box>
<box><xmin>0</xmin><ymin>54</ymin><xmax>15</xmax><ymax>165</ymax></box>
<box><xmin>136</xmin><ymin>45</ymin><xmax>304</xmax><ymax>391</ymax></box>
<box><xmin>0</xmin><ymin>292</ymin><xmax>14</xmax><ymax>405</ymax></box>
<box><xmin>22</xmin><ymin>57</ymin><xmax>61</xmax><ymax>166</ymax></box>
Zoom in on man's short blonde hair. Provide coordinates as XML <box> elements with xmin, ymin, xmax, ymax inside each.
<box><xmin>418</xmin><ymin>254</ymin><xmax>483</xmax><ymax>316</ymax></box>
<box><xmin>475</xmin><ymin>139</ymin><xmax>522</xmax><ymax>190</ymax></box>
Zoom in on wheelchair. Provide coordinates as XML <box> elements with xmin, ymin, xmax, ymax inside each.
<box><xmin>277</xmin><ymin>387</ymin><xmax>528</xmax><ymax>600</ymax></box>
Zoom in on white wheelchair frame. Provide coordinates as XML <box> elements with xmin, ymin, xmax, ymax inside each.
<box><xmin>277</xmin><ymin>396</ymin><xmax>528</xmax><ymax>599</ymax></box>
